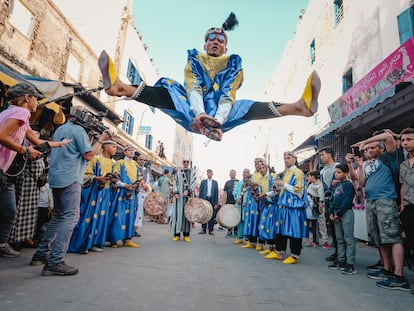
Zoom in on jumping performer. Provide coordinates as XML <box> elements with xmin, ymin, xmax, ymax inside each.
<box><xmin>98</xmin><ymin>13</ymin><xmax>321</xmax><ymax>141</ymax></box>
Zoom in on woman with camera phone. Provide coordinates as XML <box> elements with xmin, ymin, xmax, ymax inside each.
<box><xmin>0</xmin><ymin>83</ymin><xmax>70</xmax><ymax>258</ymax></box>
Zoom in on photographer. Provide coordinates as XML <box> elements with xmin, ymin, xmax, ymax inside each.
<box><xmin>31</xmin><ymin>106</ymin><xmax>111</xmax><ymax>276</ymax></box>
<box><xmin>0</xmin><ymin>83</ymin><xmax>70</xmax><ymax>258</ymax></box>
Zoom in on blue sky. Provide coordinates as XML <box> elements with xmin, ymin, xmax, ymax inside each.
<box><xmin>133</xmin><ymin>0</ymin><xmax>309</xmax><ymax>100</ymax></box>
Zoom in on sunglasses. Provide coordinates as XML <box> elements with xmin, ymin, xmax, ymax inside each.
<box><xmin>207</xmin><ymin>33</ymin><xmax>226</xmax><ymax>43</ymax></box>
<box><xmin>183</xmin><ymin>160</ymin><xmax>189</xmax><ymax>163</ymax></box>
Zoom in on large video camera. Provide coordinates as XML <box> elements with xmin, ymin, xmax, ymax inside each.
<box><xmin>71</xmin><ymin>108</ymin><xmax>109</xmax><ymax>138</ymax></box>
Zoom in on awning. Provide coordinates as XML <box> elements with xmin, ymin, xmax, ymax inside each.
<box><xmin>0</xmin><ymin>63</ymin><xmax>27</xmax><ymax>86</ymax></box>
<box><xmin>293</xmin><ymin>135</ymin><xmax>317</xmax><ymax>153</ymax></box>
<box><xmin>315</xmin><ymin>86</ymin><xmax>397</xmax><ymax>139</ymax></box>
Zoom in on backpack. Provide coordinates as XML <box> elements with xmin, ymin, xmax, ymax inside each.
<box><xmin>380</xmin><ymin>153</ymin><xmax>402</xmax><ymax>205</ymax></box>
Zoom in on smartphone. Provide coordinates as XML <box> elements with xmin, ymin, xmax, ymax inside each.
<box><xmin>351</xmin><ymin>147</ymin><xmax>361</xmax><ymax>157</ymax></box>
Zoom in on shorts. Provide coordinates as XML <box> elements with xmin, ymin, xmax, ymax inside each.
<box><xmin>366</xmin><ymin>199</ymin><xmax>402</xmax><ymax>246</ymax></box>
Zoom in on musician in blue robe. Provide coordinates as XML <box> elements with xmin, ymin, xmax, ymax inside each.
<box><xmin>240</xmin><ymin>158</ymin><xmax>264</xmax><ymax>249</ymax></box>
<box><xmin>107</xmin><ymin>146</ymin><xmax>139</xmax><ymax>248</ymax></box>
<box><xmin>254</xmin><ymin>161</ymin><xmax>281</xmax><ymax>259</ymax></box>
<box><xmin>273</xmin><ymin>151</ymin><xmax>308</xmax><ymax>265</ymax></box>
<box><xmin>68</xmin><ymin>140</ymin><xmax>117</xmax><ymax>253</ymax></box>
<box><xmin>98</xmin><ymin>13</ymin><xmax>320</xmax><ymax>142</ymax></box>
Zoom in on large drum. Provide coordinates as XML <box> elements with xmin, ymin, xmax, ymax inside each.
<box><xmin>144</xmin><ymin>192</ymin><xmax>167</xmax><ymax>216</ymax></box>
<box><xmin>217</xmin><ymin>204</ymin><xmax>241</xmax><ymax>229</ymax></box>
<box><xmin>184</xmin><ymin>198</ymin><xmax>213</xmax><ymax>224</ymax></box>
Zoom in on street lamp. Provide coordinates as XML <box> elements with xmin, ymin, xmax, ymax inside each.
<box><xmin>136</xmin><ymin>108</ymin><xmax>151</xmax><ymax>140</ymax></box>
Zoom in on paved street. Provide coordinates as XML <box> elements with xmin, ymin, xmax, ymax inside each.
<box><xmin>0</xmin><ymin>220</ymin><xmax>412</xmax><ymax>311</ymax></box>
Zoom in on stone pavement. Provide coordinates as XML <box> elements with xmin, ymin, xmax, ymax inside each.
<box><xmin>0</xmin><ymin>221</ymin><xmax>412</xmax><ymax>311</ymax></box>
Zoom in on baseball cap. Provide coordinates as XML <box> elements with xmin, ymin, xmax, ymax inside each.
<box><xmin>7</xmin><ymin>83</ymin><xmax>45</xmax><ymax>100</ymax></box>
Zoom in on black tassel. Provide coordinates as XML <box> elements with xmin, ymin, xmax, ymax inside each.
<box><xmin>222</xmin><ymin>12</ymin><xmax>239</xmax><ymax>31</ymax></box>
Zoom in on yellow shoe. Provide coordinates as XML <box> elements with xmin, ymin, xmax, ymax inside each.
<box><xmin>98</xmin><ymin>50</ymin><xmax>118</xmax><ymax>89</ymax></box>
<box><xmin>265</xmin><ymin>251</ymin><xmax>283</xmax><ymax>260</ymax></box>
<box><xmin>282</xmin><ymin>255</ymin><xmax>297</xmax><ymax>264</ymax></box>
<box><xmin>301</xmin><ymin>71</ymin><xmax>321</xmax><ymax>115</ymax></box>
<box><xmin>240</xmin><ymin>241</ymin><xmax>253</xmax><ymax>249</ymax></box>
<box><xmin>259</xmin><ymin>249</ymin><xmax>271</xmax><ymax>255</ymax></box>
<box><xmin>123</xmin><ymin>240</ymin><xmax>140</xmax><ymax>248</ymax></box>
<box><xmin>233</xmin><ymin>239</ymin><xmax>243</xmax><ymax>245</ymax></box>
<box><xmin>183</xmin><ymin>236</ymin><xmax>191</xmax><ymax>243</ymax></box>
<box><xmin>111</xmin><ymin>243</ymin><xmax>118</xmax><ymax>248</ymax></box>
<box><xmin>172</xmin><ymin>236</ymin><xmax>180</xmax><ymax>241</ymax></box>
<box><xmin>255</xmin><ymin>245</ymin><xmax>264</xmax><ymax>251</ymax></box>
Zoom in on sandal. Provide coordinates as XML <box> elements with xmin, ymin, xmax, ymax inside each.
<box><xmin>98</xmin><ymin>50</ymin><xmax>118</xmax><ymax>89</ymax></box>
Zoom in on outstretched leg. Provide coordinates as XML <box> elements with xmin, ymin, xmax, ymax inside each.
<box><xmin>243</xmin><ymin>71</ymin><xmax>321</xmax><ymax>120</ymax></box>
<box><xmin>99</xmin><ymin>50</ymin><xmax>175</xmax><ymax>110</ymax></box>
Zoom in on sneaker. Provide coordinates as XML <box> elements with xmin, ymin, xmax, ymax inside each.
<box><xmin>328</xmin><ymin>261</ymin><xmax>346</xmax><ymax>270</ymax></box>
<box><xmin>376</xmin><ymin>275</ymin><xmax>411</xmax><ymax>291</ymax></box>
<box><xmin>322</xmin><ymin>242</ymin><xmax>331</xmax><ymax>250</ymax></box>
<box><xmin>208</xmin><ymin>232</ymin><xmax>214</xmax><ymax>236</ymax></box>
<box><xmin>342</xmin><ymin>264</ymin><xmax>357</xmax><ymax>275</ymax></box>
<box><xmin>0</xmin><ymin>243</ymin><xmax>20</xmax><ymax>258</ymax></box>
<box><xmin>90</xmin><ymin>246</ymin><xmax>104</xmax><ymax>252</ymax></box>
<box><xmin>325</xmin><ymin>253</ymin><xmax>338</xmax><ymax>262</ymax></box>
<box><xmin>41</xmin><ymin>261</ymin><xmax>79</xmax><ymax>276</ymax></box>
<box><xmin>30</xmin><ymin>253</ymin><xmax>48</xmax><ymax>266</ymax></box>
<box><xmin>367</xmin><ymin>269</ymin><xmax>393</xmax><ymax>280</ymax></box>
<box><xmin>367</xmin><ymin>260</ymin><xmax>383</xmax><ymax>272</ymax></box>
<box><xmin>198</xmin><ymin>231</ymin><xmax>206</xmax><ymax>235</ymax></box>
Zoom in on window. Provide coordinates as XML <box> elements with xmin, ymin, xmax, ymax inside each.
<box><xmin>66</xmin><ymin>52</ymin><xmax>81</xmax><ymax>81</ymax></box>
<box><xmin>122</xmin><ymin>110</ymin><xmax>134</xmax><ymax>136</ymax></box>
<box><xmin>310</xmin><ymin>39</ymin><xmax>315</xmax><ymax>65</ymax></box>
<box><xmin>9</xmin><ymin>0</ymin><xmax>35</xmax><ymax>39</ymax></box>
<box><xmin>342</xmin><ymin>68</ymin><xmax>353</xmax><ymax>93</ymax></box>
<box><xmin>127</xmin><ymin>59</ymin><xmax>141</xmax><ymax>85</ymax></box>
<box><xmin>397</xmin><ymin>6</ymin><xmax>414</xmax><ymax>44</ymax></box>
<box><xmin>334</xmin><ymin>0</ymin><xmax>344</xmax><ymax>27</ymax></box>
<box><xmin>145</xmin><ymin>134</ymin><xmax>153</xmax><ymax>150</ymax></box>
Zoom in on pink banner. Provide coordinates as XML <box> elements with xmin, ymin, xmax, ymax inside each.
<box><xmin>328</xmin><ymin>37</ymin><xmax>414</xmax><ymax>122</ymax></box>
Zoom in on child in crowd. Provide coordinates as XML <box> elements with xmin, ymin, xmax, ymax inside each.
<box><xmin>327</xmin><ymin>163</ymin><xmax>356</xmax><ymax>274</ymax></box>
<box><xmin>34</xmin><ymin>176</ymin><xmax>53</xmax><ymax>243</ymax></box>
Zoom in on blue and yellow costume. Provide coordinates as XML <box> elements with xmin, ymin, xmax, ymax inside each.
<box><xmin>242</xmin><ymin>171</ymin><xmax>262</xmax><ymax>239</ymax></box>
<box><xmin>68</xmin><ymin>155</ymin><xmax>113</xmax><ymax>252</ymax></box>
<box><xmin>156</xmin><ymin>49</ymin><xmax>254</xmax><ymax>133</ymax></box>
<box><xmin>258</xmin><ymin>173</ymin><xmax>279</xmax><ymax>241</ymax></box>
<box><xmin>107</xmin><ymin>158</ymin><xmax>138</xmax><ymax>243</ymax></box>
<box><xmin>275</xmin><ymin>166</ymin><xmax>308</xmax><ymax>239</ymax></box>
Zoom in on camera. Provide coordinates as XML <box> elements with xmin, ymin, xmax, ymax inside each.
<box><xmin>33</xmin><ymin>142</ymin><xmax>51</xmax><ymax>156</ymax></box>
<box><xmin>351</xmin><ymin>147</ymin><xmax>361</xmax><ymax>157</ymax></box>
<box><xmin>71</xmin><ymin>108</ymin><xmax>109</xmax><ymax>138</ymax></box>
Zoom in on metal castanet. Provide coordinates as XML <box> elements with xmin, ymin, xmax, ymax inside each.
<box><xmin>184</xmin><ymin>197</ymin><xmax>213</xmax><ymax>224</ymax></box>
<box><xmin>216</xmin><ymin>204</ymin><xmax>241</xmax><ymax>229</ymax></box>
<box><xmin>144</xmin><ymin>192</ymin><xmax>167</xmax><ymax>216</ymax></box>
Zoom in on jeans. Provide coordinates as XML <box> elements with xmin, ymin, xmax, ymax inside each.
<box><xmin>334</xmin><ymin>208</ymin><xmax>356</xmax><ymax>264</ymax></box>
<box><xmin>36</xmin><ymin>182</ymin><xmax>81</xmax><ymax>266</ymax></box>
<box><xmin>0</xmin><ymin>183</ymin><xmax>16</xmax><ymax>244</ymax></box>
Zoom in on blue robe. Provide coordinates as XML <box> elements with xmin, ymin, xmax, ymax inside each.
<box><xmin>107</xmin><ymin>159</ymin><xmax>138</xmax><ymax>242</ymax></box>
<box><xmin>68</xmin><ymin>156</ymin><xmax>112</xmax><ymax>252</ymax></box>
<box><xmin>243</xmin><ymin>189</ymin><xmax>260</xmax><ymax>238</ymax></box>
<box><xmin>275</xmin><ymin>167</ymin><xmax>308</xmax><ymax>239</ymax></box>
<box><xmin>156</xmin><ymin>49</ymin><xmax>255</xmax><ymax>133</ymax></box>
<box><xmin>258</xmin><ymin>174</ymin><xmax>279</xmax><ymax>241</ymax></box>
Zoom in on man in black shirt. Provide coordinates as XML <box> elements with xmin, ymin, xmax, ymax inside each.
<box><xmin>222</xmin><ymin>169</ymin><xmax>239</xmax><ymax>237</ymax></box>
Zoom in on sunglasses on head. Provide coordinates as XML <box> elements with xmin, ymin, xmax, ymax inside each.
<box><xmin>207</xmin><ymin>33</ymin><xmax>226</xmax><ymax>43</ymax></box>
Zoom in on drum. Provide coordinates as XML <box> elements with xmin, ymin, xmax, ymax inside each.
<box><xmin>184</xmin><ymin>198</ymin><xmax>213</xmax><ymax>224</ymax></box>
<box><xmin>144</xmin><ymin>192</ymin><xmax>167</xmax><ymax>216</ymax></box>
<box><xmin>217</xmin><ymin>204</ymin><xmax>241</xmax><ymax>229</ymax></box>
